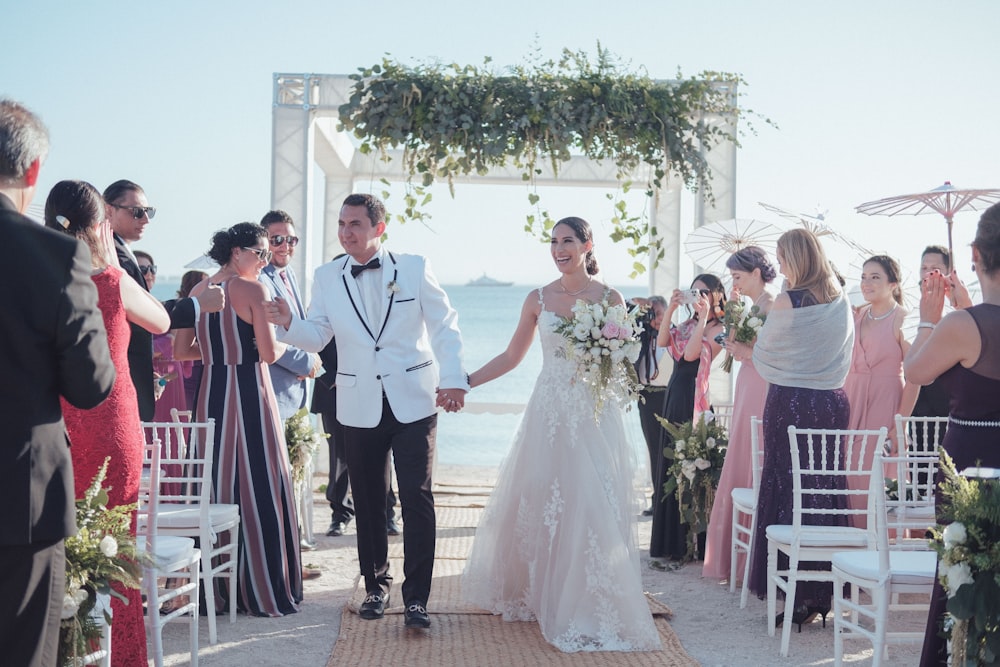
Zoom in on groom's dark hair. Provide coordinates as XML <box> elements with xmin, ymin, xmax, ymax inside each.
<box><xmin>343</xmin><ymin>193</ymin><xmax>386</xmax><ymax>227</ymax></box>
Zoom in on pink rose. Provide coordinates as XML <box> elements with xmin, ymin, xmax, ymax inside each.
<box><xmin>601</xmin><ymin>321</ymin><xmax>621</xmax><ymax>339</ymax></box>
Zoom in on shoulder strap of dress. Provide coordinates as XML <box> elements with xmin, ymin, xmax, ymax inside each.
<box><xmin>603</xmin><ymin>284</ymin><xmax>612</xmax><ymax>301</ymax></box>
<box><xmin>537</xmin><ymin>286</ymin><xmax>545</xmax><ymax>308</ymax></box>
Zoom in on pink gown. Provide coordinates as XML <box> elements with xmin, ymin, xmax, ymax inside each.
<box><xmin>843</xmin><ymin>305</ymin><xmax>904</xmax><ymax>516</ymax></box>
<box><xmin>702</xmin><ymin>357</ymin><xmax>768</xmax><ymax>580</ymax></box>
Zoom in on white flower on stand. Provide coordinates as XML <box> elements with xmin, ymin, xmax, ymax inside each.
<box><xmin>99</xmin><ymin>535</ymin><xmax>118</xmax><ymax>558</ymax></box>
<box><xmin>943</xmin><ymin>522</ymin><xmax>967</xmax><ymax>549</ymax></box>
<box><xmin>944</xmin><ymin>562</ymin><xmax>974</xmax><ymax>597</ymax></box>
<box><xmin>61</xmin><ymin>588</ymin><xmax>89</xmax><ymax>619</ymax></box>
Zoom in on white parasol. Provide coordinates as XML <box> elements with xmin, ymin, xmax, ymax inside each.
<box><xmin>855</xmin><ymin>181</ymin><xmax>1000</xmax><ymax>259</ymax></box>
<box><xmin>683</xmin><ymin>218</ymin><xmax>783</xmax><ymax>276</ymax></box>
<box><xmin>184</xmin><ymin>255</ymin><xmax>217</xmax><ymax>270</ymax></box>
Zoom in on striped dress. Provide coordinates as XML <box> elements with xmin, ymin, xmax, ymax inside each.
<box><xmin>195</xmin><ymin>281</ymin><xmax>302</xmax><ymax>616</ymax></box>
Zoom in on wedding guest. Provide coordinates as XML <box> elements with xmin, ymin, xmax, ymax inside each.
<box><xmin>463</xmin><ymin>216</ymin><xmax>661</xmax><ymax>651</ymax></box>
<box><xmin>174</xmin><ymin>270</ymin><xmax>208</xmax><ymax>410</ymax></box>
<box><xmin>45</xmin><ymin>180</ymin><xmax>170</xmax><ymax>667</ymax></box>
<box><xmin>650</xmin><ymin>274</ymin><xmax>725</xmax><ymax>562</ymax></box>
<box><xmin>1</xmin><ymin>100</ymin><xmax>114</xmax><ymax>667</ymax></box>
<box><xmin>174</xmin><ymin>223</ymin><xmax>302</xmax><ymax>616</ymax></box>
<box><xmin>632</xmin><ymin>295</ymin><xmax>668</xmax><ymax>515</ymax></box>
<box><xmin>905</xmin><ymin>205</ymin><xmax>1000</xmax><ymax>667</ymax></box>
<box><xmin>748</xmin><ymin>228</ymin><xmax>854</xmax><ymax>627</ymax></box>
<box><xmin>703</xmin><ymin>246</ymin><xmax>775</xmax><ymax>582</ymax></box>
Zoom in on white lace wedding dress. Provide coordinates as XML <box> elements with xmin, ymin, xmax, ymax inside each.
<box><xmin>462</xmin><ymin>291</ymin><xmax>662</xmax><ymax>652</ymax></box>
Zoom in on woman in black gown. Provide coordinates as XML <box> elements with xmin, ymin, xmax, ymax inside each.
<box><xmin>649</xmin><ymin>274</ymin><xmax>725</xmax><ymax>562</ymax></box>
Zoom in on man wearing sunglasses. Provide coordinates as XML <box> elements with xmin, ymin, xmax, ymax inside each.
<box><xmin>104</xmin><ymin>179</ymin><xmax>224</xmax><ymax>420</ymax></box>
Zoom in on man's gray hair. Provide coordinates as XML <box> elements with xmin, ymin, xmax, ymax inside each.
<box><xmin>0</xmin><ymin>99</ymin><xmax>49</xmax><ymax>183</ymax></box>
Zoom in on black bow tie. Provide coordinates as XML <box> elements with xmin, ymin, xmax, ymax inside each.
<box><xmin>351</xmin><ymin>258</ymin><xmax>381</xmax><ymax>277</ymax></box>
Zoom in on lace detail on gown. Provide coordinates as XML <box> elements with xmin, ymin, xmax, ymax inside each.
<box><xmin>462</xmin><ymin>291</ymin><xmax>661</xmax><ymax>652</ymax></box>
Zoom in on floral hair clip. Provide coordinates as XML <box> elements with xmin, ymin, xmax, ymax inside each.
<box><xmin>387</xmin><ymin>280</ymin><xmax>400</xmax><ymax>295</ymax></box>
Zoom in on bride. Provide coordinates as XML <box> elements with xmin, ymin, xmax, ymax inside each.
<box><xmin>462</xmin><ymin>216</ymin><xmax>661</xmax><ymax>652</ymax></box>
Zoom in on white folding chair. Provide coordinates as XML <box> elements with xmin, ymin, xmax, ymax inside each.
<box><xmin>712</xmin><ymin>403</ymin><xmax>734</xmax><ymax>432</ymax></box>
<box><xmin>138</xmin><ymin>436</ymin><xmax>201</xmax><ymax>667</ymax></box>
<box><xmin>832</xmin><ymin>452</ymin><xmax>937</xmax><ymax>666</ymax></box>
<box><xmin>78</xmin><ymin>593</ymin><xmax>112</xmax><ymax>667</ymax></box>
<box><xmin>143</xmin><ymin>417</ymin><xmax>239</xmax><ymax>645</ymax></box>
<box><xmin>766</xmin><ymin>426</ymin><xmax>888</xmax><ymax>657</ymax></box>
<box><xmin>731</xmin><ymin>415</ymin><xmax>764</xmax><ymax>605</ymax></box>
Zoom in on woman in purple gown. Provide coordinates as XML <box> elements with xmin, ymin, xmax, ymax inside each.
<box><xmin>747</xmin><ymin>229</ymin><xmax>855</xmax><ymax>626</ymax></box>
<box><xmin>905</xmin><ymin>204</ymin><xmax>1000</xmax><ymax>666</ymax></box>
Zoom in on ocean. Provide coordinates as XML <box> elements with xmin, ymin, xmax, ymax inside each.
<box><xmin>152</xmin><ymin>280</ymin><xmax>651</xmax><ymax>469</ymax></box>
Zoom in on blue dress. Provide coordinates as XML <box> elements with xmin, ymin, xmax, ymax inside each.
<box><xmin>747</xmin><ymin>289</ymin><xmax>851</xmax><ymax>606</ymax></box>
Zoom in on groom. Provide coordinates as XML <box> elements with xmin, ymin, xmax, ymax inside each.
<box><xmin>265</xmin><ymin>193</ymin><xmax>468</xmax><ymax>629</ymax></box>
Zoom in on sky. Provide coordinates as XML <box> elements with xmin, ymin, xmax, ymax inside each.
<box><xmin>6</xmin><ymin>0</ymin><xmax>999</xmax><ymax>291</ymax></box>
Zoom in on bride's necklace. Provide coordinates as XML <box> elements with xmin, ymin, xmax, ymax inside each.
<box><xmin>866</xmin><ymin>302</ymin><xmax>898</xmax><ymax>322</ymax></box>
<box><xmin>560</xmin><ymin>276</ymin><xmax>592</xmax><ymax>296</ymax></box>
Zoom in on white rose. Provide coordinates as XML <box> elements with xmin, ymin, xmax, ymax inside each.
<box><xmin>578</xmin><ymin>313</ymin><xmax>595</xmax><ymax>329</ymax></box>
<box><xmin>747</xmin><ymin>316</ymin><xmax>763</xmax><ymax>330</ymax></box>
<box><xmin>590</xmin><ymin>347</ymin><xmax>602</xmax><ymax>358</ymax></box>
<box><xmin>61</xmin><ymin>588</ymin><xmax>89</xmax><ymax>619</ymax></box>
<box><xmin>608</xmin><ymin>338</ymin><xmax>622</xmax><ymax>350</ymax></box>
<box><xmin>573</xmin><ymin>323</ymin><xmax>591</xmax><ymax>340</ymax></box>
<box><xmin>944</xmin><ymin>562</ymin><xmax>974</xmax><ymax>597</ymax></box>
<box><xmin>625</xmin><ymin>342</ymin><xmax>641</xmax><ymax>364</ymax></box>
<box><xmin>99</xmin><ymin>535</ymin><xmax>118</xmax><ymax>558</ymax></box>
<box><xmin>675</xmin><ymin>439</ymin><xmax>686</xmax><ymax>451</ymax></box>
<box><xmin>943</xmin><ymin>522</ymin><xmax>967</xmax><ymax>549</ymax></box>
<box><xmin>706</xmin><ymin>437</ymin><xmax>716</xmax><ymax>449</ymax></box>
<box><xmin>590</xmin><ymin>326</ymin><xmax>603</xmax><ymax>340</ymax></box>
<box><xmin>610</xmin><ymin>349</ymin><xmax>626</xmax><ymax>364</ymax></box>
<box><xmin>694</xmin><ymin>457</ymin><xmax>711</xmax><ymax>470</ymax></box>
<box><xmin>681</xmin><ymin>461</ymin><xmax>697</xmax><ymax>481</ymax></box>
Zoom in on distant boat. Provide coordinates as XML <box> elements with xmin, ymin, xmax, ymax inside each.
<box><xmin>466</xmin><ymin>273</ymin><xmax>513</xmax><ymax>287</ymax></box>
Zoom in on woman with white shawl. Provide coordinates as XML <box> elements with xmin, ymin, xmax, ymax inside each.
<box><xmin>745</xmin><ymin>228</ymin><xmax>854</xmax><ymax>629</ymax></box>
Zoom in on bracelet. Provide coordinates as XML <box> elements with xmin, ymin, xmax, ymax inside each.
<box><xmin>917</xmin><ymin>321</ymin><xmax>936</xmax><ymax>331</ymax></box>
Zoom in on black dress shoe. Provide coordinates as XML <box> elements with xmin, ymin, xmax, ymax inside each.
<box><xmin>326</xmin><ymin>520</ymin><xmax>347</xmax><ymax>537</ymax></box>
<box><xmin>404</xmin><ymin>602</ymin><xmax>430</xmax><ymax>628</ymax></box>
<box><xmin>386</xmin><ymin>518</ymin><xmax>401</xmax><ymax>536</ymax></box>
<box><xmin>359</xmin><ymin>592</ymin><xmax>388</xmax><ymax>620</ymax></box>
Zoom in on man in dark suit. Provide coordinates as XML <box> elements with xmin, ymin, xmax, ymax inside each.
<box><xmin>0</xmin><ymin>98</ymin><xmax>116</xmax><ymax>667</ymax></box>
<box><xmin>104</xmin><ymin>179</ymin><xmax>224</xmax><ymax>420</ymax></box>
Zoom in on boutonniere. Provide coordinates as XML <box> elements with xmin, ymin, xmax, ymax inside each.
<box><xmin>387</xmin><ymin>280</ymin><xmax>400</xmax><ymax>295</ymax></box>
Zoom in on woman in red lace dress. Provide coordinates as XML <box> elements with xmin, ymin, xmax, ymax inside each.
<box><xmin>46</xmin><ymin>181</ymin><xmax>169</xmax><ymax>667</ymax></box>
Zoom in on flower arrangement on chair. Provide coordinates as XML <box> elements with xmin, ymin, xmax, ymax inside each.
<box><xmin>930</xmin><ymin>451</ymin><xmax>1000</xmax><ymax>666</ymax></box>
<box><xmin>659</xmin><ymin>412</ymin><xmax>729</xmax><ymax>561</ymax></box>
<box><xmin>284</xmin><ymin>407</ymin><xmax>326</xmax><ymax>483</ymax></box>
<box><xmin>59</xmin><ymin>458</ymin><xmax>142</xmax><ymax>667</ymax></box>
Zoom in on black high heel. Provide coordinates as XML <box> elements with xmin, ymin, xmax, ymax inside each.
<box><xmin>776</xmin><ymin>605</ymin><xmax>811</xmax><ymax>632</ymax></box>
<box><xmin>808</xmin><ymin>604</ymin><xmax>831</xmax><ymax>628</ymax></box>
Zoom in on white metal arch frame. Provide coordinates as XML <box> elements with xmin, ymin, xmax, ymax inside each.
<box><xmin>270</xmin><ymin>72</ymin><xmax>737</xmax><ymax>302</ymax></box>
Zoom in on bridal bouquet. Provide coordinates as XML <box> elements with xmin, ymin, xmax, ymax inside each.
<box><xmin>284</xmin><ymin>407</ymin><xmax>326</xmax><ymax>482</ymax></box>
<box><xmin>554</xmin><ymin>298</ymin><xmax>645</xmax><ymax>418</ymax></box>
<box><xmin>930</xmin><ymin>452</ymin><xmax>1000</xmax><ymax>666</ymax></box>
<box><xmin>659</xmin><ymin>412</ymin><xmax>729</xmax><ymax>561</ymax></box>
<box><xmin>59</xmin><ymin>459</ymin><xmax>142</xmax><ymax>667</ymax></box>
<box><xmin>720</xmin><ymin>298</ymin><xmax>766</xmax><ymax>373</ymax></box>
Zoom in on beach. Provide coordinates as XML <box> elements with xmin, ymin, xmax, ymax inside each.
<box><xmin>154</xmin><ymin>463</ymin><xmax>924</xmax><ymax>666</ymax></box>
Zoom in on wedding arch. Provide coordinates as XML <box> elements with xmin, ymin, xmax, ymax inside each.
<box><xmin>269</xmin><ymin>60</ymin><xmax>740</xmax><ymax>297</ymax></box>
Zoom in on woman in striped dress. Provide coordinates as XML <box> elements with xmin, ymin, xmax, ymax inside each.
<box><xmin>175</xmin><ymin>222</ymin><xmax>302</xmax><ymax>616</ymax></box>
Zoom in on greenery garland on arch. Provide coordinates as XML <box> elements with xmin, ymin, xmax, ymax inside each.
<box><xmin>337</xmin><ymin>47</ymin><xmax>768</xmax><ymax>275</ymax></box>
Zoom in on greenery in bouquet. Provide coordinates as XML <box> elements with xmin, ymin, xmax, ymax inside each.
<box><xmin>285</xmin><ymin>407</ymin><xmax>326</xmax><ymax>482</ymax></box>
<box><xmin>59</xmin><ymin>458</ymin><xmax>142</xmax><ymax>667</ymax></box>
<box><xmin>658</xmin><ymin>412</ymin><xmax>728</xmax><ymax>561</ymax></box>
<box><xmin>553</xmin><ymin>297</ymin><xmax>645</xmax><ymax>419</ymax></box>
<box><xmin>719</xmin><ymin>299</ymin><xmax>766</xmax><ymax>373</ymax></box>
<box><xmin>930</xmin><ymin>452</ymin><xmax>1000</xmax><ymax>666</ymax></box>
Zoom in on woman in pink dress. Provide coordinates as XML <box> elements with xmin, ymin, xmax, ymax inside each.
<box><xmin>843</xmin><ymin>255</ymin><xmax>919</xmax><ymax>518</ymax></box>
<box><xmin>703</xmin><ymin>246</ymin><xmax>775</xmax><ymax>582</ymax></box>
<box><xmin>46</xmin><ymin>180</ymin><xmax>170</xmax><ymax>667</ymax></box>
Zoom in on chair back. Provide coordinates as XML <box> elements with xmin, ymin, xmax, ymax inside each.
<box><xmin>138</xmin><ymin>436</ymin><xmax>163</xmax><ymax>551</ymax></box>
<box><xmin>142</xmin><ymin>419</ymin><xmax>217</xmax><ymax>510</ymax></box>
<box><xmin>712</xmin><ymin>403</ymin><xmax>734</xmax><ymax>432</ymax></box>
<box><xmin>750</xmin><ymin>416</ymin><xmax>764</xmax><ymax>496</ymax></box>
<box><xmin>894</xmin><ymin>414</ymin><xmax>947</xmax><ymax>457</ymax></box>
<box><xmin>786</xmin><ymin>426</ymin><xmax>888</xmax><ymax>535</ymax></box>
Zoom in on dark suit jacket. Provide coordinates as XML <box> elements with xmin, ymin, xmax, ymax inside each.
<box><xmin>310</xmin><ymin>338</ymin><xmax>338</xmax><ymax>417</ymax></box>
<box><xmin>1</xmin><ymin>194</ymin><xmax>115</xmax><ymax>545</ymax></box>
<box><xmin>114</xmin><ymin>235</ymin><xmax>196</xmax><ymax>420</ymax></box>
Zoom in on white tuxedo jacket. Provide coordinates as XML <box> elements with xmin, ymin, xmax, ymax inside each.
<box><xmin>279</xmin><ymin>249</ymin><xmax>468</xmax><ymax>428</ymax></box>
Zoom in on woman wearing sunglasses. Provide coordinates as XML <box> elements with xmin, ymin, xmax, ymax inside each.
<box><xmin>649</xmin><ymin>273</ymin><xmax>726</xmax><ymax>564</ymax></box>
<box><xmin>174</xmin><ymin>222</ymin><xmax>303</xmax><ymax>617</ymax></box>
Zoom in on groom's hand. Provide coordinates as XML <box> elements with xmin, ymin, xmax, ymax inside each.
<box><xmin>436</xmin><ymin>388</ymin><xmax>466</xmax><ymax>412</ymax></box>
<box><xmin>263</xmin><ymin>296</ymin><xmax>293</xmax><ymax>329</ymax></box>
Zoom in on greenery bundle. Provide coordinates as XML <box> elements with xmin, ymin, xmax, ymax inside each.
<box><xmin>284</xmin><ymin>407</ymin><xmax>325</xmax><ymax>482</ymax></box>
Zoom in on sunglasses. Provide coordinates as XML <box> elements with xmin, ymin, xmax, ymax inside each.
<box><xmin>242</xmin><ymin>246</ymin><xmax>273</xmax><ymax>263</ymax></box>
<box><xmin>138</xmin><ymin>264</ymin><xmax>158</xmax><ymax>276</ymax></box>
<box><xmin>269</xmin><ymin>234</ymin><xmax>299</xmax><ymax>247</ymax></box>
<box><xmin>110</xmin><ymin>203</ymin><xmax>156</xmax><ymax>220</ymax></box>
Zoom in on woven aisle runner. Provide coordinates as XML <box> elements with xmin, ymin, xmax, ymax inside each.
<box><xmin>330</xmin><ymin>501</ymin><xmax>699</xmax><ymax>666</ymax></box>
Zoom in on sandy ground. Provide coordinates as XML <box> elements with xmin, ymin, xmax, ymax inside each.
<box><xmin>157</xmin><ymin>464</ymin><xmax>925</xmax><ymax>666</ymax></box>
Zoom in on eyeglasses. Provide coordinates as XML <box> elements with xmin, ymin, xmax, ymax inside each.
<box><xmin>138</xmin><ymin>264</ymin><xmax>158</xmax><ymax>276</ymax></box>
<box><xmin>269</xmin><ymin>235</ymin><xmax>299</xmax><ymax>247</ymax></box>
<box><xmin>242</xmin><ymin>246</ymin><xmax>273</xmax><ymax>263</ymax></box>
<box><xmin>110</xmin><ymin>203</ymin><xmax>156</xmax><ymax>220</ymax></box>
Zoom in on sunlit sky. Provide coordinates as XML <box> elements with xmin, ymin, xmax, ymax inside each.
<box><xmin>7</xmin><ymin>0</ymin><xmax>999</xmax><ymax>291</ymax></box>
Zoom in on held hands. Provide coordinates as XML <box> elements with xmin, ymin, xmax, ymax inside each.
<box><xmin>435</xmin><ymin>388</ymin><xmax>467</xmax><ymax>413</ymax></box>
<box><xmin>263</xmin><ymin>296</ymin><xmax>293</xmax><ymax>329</ymax></box>
<box><xmin>197</xmin><ymin>284</ymin><xmax>225</xmax><ymax>313</ymax></box>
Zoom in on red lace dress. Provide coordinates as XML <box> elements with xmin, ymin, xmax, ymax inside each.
<box><xmin>61</xmin><ymin>266</ymin><xmax>147</xmax><ymax>667</ymax></box>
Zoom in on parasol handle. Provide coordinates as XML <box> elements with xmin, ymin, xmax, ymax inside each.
<box><xmin>946</xmin><ymin>214</ymin><xmax>954</xmax><ymax>262</ymax></box>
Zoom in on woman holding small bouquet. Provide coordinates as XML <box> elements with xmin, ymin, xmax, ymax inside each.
<box><xmin>649</xmin><ymin>274</ymin><xmax>726</xmax><ymax>562</ymax></box>
<box><xmin>903</xmin><ymin>203</ymin><xmax>1000</xmax><ymax>666</ymax></box>
<box><xmin>462</xmin><ymin>216</ymin><xmax>661</xmax><ymax>653</ymax></box>
<box><xmin>703</xmin><ymin>246</ymin><xmax>775</xmax><ymax>582</ymax></box>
